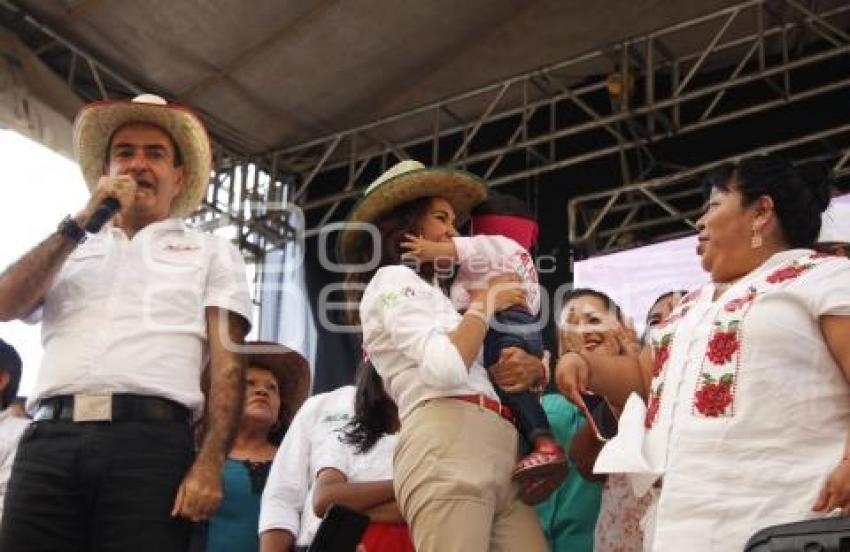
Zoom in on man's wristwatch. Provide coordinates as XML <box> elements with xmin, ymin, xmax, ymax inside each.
<box><xmin>57</xmin><ymin>215</ymin><xmax>86</xmax><ymax>245</ymax></box>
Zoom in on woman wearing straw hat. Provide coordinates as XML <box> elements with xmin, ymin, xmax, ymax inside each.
<box><xmin>203</xmin><ymin>342</ymin><xmax>310</xmax><ymax>552</ymax></box>
<box><xmin>342</xmin><ymin>160</ymin><xmax>548</xmax><ymax>551</ymax></box>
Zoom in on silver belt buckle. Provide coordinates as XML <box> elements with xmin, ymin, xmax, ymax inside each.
<box><xmin>72</xmin><ymin>393</ymin><xmax>113</xmax><ymax>422</ymax></box>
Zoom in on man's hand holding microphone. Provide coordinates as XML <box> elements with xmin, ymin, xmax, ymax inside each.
<box><xmin>74</xmin><ymin>175</ymin><xmax>138</xmax><ymax>233</ymax></box>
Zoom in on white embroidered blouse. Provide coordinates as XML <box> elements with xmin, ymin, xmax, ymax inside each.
<box><xmin>596</xmin><ymin>249</ymin><xmax>850</xmax><ymax>552</ymax></box>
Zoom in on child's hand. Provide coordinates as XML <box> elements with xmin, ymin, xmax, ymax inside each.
<box><xmin>401</xmin><ymin>234</ymin><xmax>440</xmax><ymax>261</ymax></box>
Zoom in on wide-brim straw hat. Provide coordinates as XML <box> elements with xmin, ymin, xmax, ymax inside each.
<box><xmin>244</xmin><ymin>341</ymin><xmax>311</xmax><ymax>424</ymax></box>
<box><xmin>73</xmin><ymin>94</ymin><xmax>212</xmax><ymax>218</ymax></box>
<box><xmin>338</xmin><ymin>160</ymin><xmax>489</xmax><ymax>262</ymax></box>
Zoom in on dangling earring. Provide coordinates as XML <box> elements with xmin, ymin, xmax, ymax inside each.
<box><xmin>751</xmin><ymin>228</ymin><xmax>763</xmax><ymax>249</ymax></box>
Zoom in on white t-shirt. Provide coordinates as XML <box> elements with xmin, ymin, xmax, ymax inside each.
<box><xmin>360</xmin><ymin>265</ymin><xmax>498</xmax><ymax>420</ymax></box>
<box><xmin>259</xmin><ymin>386</ymin><xmax>356</xmax><ymax>546</ymax></box>
<box><xmin>0</xmin><ymin>410</ymin><xmax>30</xmax><ymax>523</ymax></box>
<box><xmin>27</xmin><ymin>218</ymin><xmax>252</xmax><ymax>416</ymax></box>
<box><xmin>314</xmin><ymin>430</ymin><xmax>397</xmax><ymax>487</ymax></box>
<box><xmin>449</xmin><ymin>235</ymin><xmax>540</xmax><ymax>315</ymax></box>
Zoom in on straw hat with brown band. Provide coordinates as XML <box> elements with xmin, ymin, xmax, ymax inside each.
<box><xmin>73</xmin><ymin>94</ymin><xmax>212</xmax><ymax>218</ymax></box>
<box><xmin>243</xmin><ymin>341</ymin><xmax>311</xmax><ymax>426</ymax></box>
<box><xmin>337</xmin><ymin>160</ymin><xmax>490</xmax><ymax>263</ymax></box>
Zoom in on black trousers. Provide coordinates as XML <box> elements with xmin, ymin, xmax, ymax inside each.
<box><xmin>0</xmin><ymin>420</ymin><xmax>194</xmax><ymax>552</ymax></box>
<box><xmin>483</xmin><ymin>307</ymin><xmax>552</xmax><ymax>444</ymax></box>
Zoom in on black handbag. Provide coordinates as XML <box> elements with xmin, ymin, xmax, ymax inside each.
<box><xmin>744</xmin><ymin>517</ymin><xmax>850</xmax><ymax>551</ymax></box>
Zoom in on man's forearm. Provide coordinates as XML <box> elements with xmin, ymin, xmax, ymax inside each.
<box><xmin>0</xmin><ymin>230</ymin><xmax>77</xmax><ymax>321</ymax></box>
<box><xmin>199</xmin><ymin>310</ymin><xmax>246</xmax><ymax>467</ymax></box>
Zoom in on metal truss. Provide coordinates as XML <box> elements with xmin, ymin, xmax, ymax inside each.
<box><xmin>274</xmin><ymin>0</ymin><xmax>850</xmax><ymax>237</ymax></box>
<box><xmin>568</xmin><ymin>122</ymin><xmax>850</xmax><ymax>256</ymax></box>
<box><xmin>3</xmin><ymin>0</ymin><xmax>850</xmax><ymax>260</ymax></box>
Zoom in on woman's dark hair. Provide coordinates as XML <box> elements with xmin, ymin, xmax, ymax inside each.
<box><xmin>340</xmin><ymin>360</ymin><xmax>399</xmax><ymax>454</ymax></box>
<box><xmin>646</xmin><ymin>289</ymin><xmax>689</xmax><ymax>319</ymax></box>
<box><xmin>0</xmin><ymin>338</ymin><xmax>22</xmax><ymax>410</ymax></box>
<box><xmin>343</xmin><ymin>196</ymin><xmax>436</xmax><ymax>325</ymax></box>
<box><xmin>471</xmin><ymin>192</ymin><xmax>534</xmax><ymax>220</ymax></box>
<box><xmin>560</xmin><ymin>288</ymin><xmax>624</xmax><ymax>325</ymax></box>
<box><xmin>703</xmin><ymin>154</ymin><xmax>832</xmax><ymax>248</ymax></box>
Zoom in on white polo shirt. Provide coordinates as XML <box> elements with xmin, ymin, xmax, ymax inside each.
<box><xmin>259</xmin><ymin>385</ymin><xmax>356</xmax><ymax>546</ymax></box>
<box><xmin>26</xmin><ymin>218</ymin><xmax>252</xmax><ymax>416</ymax></box>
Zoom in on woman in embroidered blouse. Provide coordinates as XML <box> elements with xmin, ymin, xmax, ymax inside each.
<box><xmin>555</xmin><ymin>155</ymin><xmax>850</xmax><ymax>551</ymax></box>
<box><xmin>341</xmin><ymin>160</ymin><xmax>548</xmax><ymax>552</ymax></box>
<box><xmin>203</xmin><ymin>342</ymin><xmax>310</xmax><ymax>552</ymax></box>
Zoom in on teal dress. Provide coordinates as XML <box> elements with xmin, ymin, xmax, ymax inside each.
<box><xmin>535</xmin><ymin>394</ymin><xmax>603</xmax><ymax>551</ymax></box>
<box><xmin>206</xmin><ymin>458</ymin><xmax>271</xmax><ymax>552</ymax></box>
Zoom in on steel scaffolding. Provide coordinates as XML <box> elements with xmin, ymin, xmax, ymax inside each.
<box><xmin>569</xmin><ymin>123</ymin><xmax>850</xmax><ymax>255</ymax></box>
<box><xmin>271</xmin><ymin>0</ymin><xmax>850</xmax><ymax>240</ymax></box>
<box><xmin>2</xmin><ymin>0</ymin><xmax>849</xmax><ymax>259</ymax></box>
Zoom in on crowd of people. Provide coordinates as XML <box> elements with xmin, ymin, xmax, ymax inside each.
<box><xmin>0</xmin><ymin>93</ymin><xmax>848</xmax><ymax>552</ymax></box>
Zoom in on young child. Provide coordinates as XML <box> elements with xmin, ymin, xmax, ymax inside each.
<box><xmin>401</xmin><ymin>192</ymin><xmax>567</xmax><ymax>504</ymax></box>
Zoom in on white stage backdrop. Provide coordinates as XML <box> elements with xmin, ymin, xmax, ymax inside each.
<box><xmin>573</xmin><ymin>194</ymin><xmax>850</xmax><ymax>332</ymax></box>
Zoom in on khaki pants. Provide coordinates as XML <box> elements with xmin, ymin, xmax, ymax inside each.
<box><xmin>394</xmin><ymin>398</ymin><xmax>548</xmax><ymax>552</ymax></box>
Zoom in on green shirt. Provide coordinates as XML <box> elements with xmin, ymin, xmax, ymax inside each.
<box><xmin>535</xmin><ymin>394</ymin><xmax>603</xmax><ymax>551</ymax></box>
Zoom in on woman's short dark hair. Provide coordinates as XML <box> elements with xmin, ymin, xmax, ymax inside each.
<box><xmin>703</xmin><ymin>154</ymin><xmax>832</xmax><ymax>248</ymax></box>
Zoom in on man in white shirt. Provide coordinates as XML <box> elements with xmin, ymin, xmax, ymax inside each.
<box><xmin>0</xmin><ymin>339</ymin><xmax>29</xmax><ymax>525</ymax></box>
<box><xmin>0</xmin><ymin>95</ymin><xmax>252</xmax><ymax>552</ymax></box>
<box><xmin>259</xmin><ymin>385</ymin><xmax>356</xmax><ymax>552</ymax></box>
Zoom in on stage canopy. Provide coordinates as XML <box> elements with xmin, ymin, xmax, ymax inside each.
<box><xmin>2</xmin><ymin>0</ymin><xmax>745</xmax><ymax>155</ymax></box>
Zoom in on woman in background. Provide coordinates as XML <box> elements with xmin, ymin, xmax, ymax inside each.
<box><xmin>205</xmin><ymin>342</ymin><xmax>310</xmax><ymax>552</ymax></box>
<box><xmin>312</xmin><ymin>362</ymin><xmax>414</xmax><ymax>552</ymax></box>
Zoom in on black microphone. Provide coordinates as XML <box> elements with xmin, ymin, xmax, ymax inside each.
<box><xmin>84</xmin><ymin>197</ymin><xmax>121</xmax><ymax>233</ymax></box>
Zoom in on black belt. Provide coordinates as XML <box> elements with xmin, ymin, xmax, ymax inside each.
<box><xmin>34</xmin><ymin>394</ymin><xmax>191</xmax><ymax>424</ymax></box>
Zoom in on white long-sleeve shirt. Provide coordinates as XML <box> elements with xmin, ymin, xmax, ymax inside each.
<box><xmin>259</xmin><ymin>385</ymin><xmax>355</xmax><ymax>546</ymax></box>
<box><xmin>359</xmin><ymin>265</ymin><xmax>498</xmax><ymax>420</ymax></box>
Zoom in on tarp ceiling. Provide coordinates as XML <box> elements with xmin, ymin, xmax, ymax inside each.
<box><xmin>8</xmin><ymin>0</ymin><xmax>747</xmax><ymax>156</ymax></box>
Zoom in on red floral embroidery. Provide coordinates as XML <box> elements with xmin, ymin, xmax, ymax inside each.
<box><xmin>652</xmin><ymin>346</ymin><xmax>669</xmax><ymax>378</ymax></box>
<box><xmin>645</xmin><ymin>391</ymin><xmax>661</xmax><ymax>429</ymax></box>
<box><xmin>693</xmin><ymin>375</ymin><xmax>734</xmax><ymax>417</ymax></box>
<box><xmin>706</xmin><ymin>329</ymin><xmax>739</xmax><ymax>365</ymax></box>
<box><xmin>809</xmin><ymin>251</ymin><xmax>833</xmax><ymax>260</ymax></box>
<box><xmin>680</xmin><ymin>289</ymin><xmax>701</xmax><ymax>306</ymax></box>
<box><xmin>766</xmin><ymin>264</ymin><xmax>807</xmax><ymax>284</ymax></box>
<box><xmin>652</xmin><ymin>336</ymin><xmax>672</xmax><ymax>377</ymax></box>
<box><xmin>723</xmin><ymin>288</ymin><xmax>756</xmax><ymax>313</ymax></box>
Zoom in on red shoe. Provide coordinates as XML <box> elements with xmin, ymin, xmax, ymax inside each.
<box><xmin>512</xmin><ymin>438</ymin><xmax>568</xmax><ymax>505</ymax></box>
